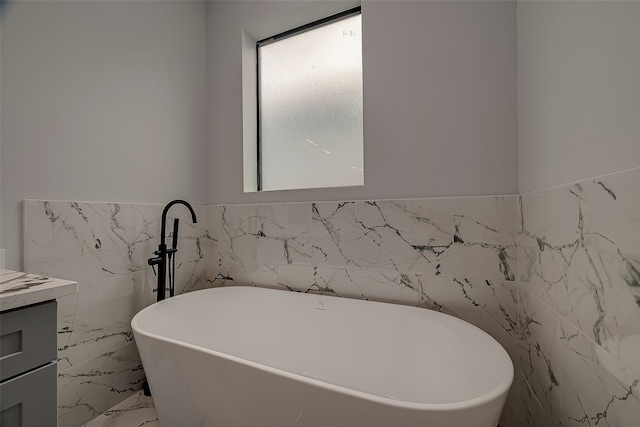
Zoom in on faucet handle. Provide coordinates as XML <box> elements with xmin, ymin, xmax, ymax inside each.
<box><xmin>147</xmin><ymin>256</ymin><xmax>161</xmax><ymax>276</ymax></box>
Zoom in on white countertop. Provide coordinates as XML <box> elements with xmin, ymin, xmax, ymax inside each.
<box><xmin>1</xmin><ymin>269</ymin><xmax>78</xmax><ymax>311</ymax></box>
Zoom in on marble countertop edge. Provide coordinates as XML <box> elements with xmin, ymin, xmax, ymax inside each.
<box><xmin>1</xmin><ymin>269</ymin><xmax>78</xmax><ymax>311</ymax></box>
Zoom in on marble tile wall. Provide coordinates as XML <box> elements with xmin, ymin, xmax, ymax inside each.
<box><xmin>205</xmin><ymin>196</ymin><xmax>529</xmax><ymax>424</ymax></box>
<box><xmin>23</xmin><ymin>200</ymin><xmax>207</xmax><ymax>427</ymax></box>
<box><xmin>24</xmin><ymin>176</ymin><xmax>638</xmax><ymax>427</ymax></box>
<box><xmin>518</xmin><ymin>167</ymin><xmax>640</xmax><ymax>426</ymax></box>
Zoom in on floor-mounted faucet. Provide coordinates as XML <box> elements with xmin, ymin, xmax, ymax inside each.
<box><xmin>148</xmin><ymin>199</ymin><xmax>197</xmax><ymax>302</ymax></box>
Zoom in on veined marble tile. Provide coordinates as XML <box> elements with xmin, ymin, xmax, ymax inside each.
<box><xmin>24</xmin><ymin>199</ymin><xmax>207</xmax><ymax>426</ymax></box>
<box><xmin>516</xmin><ymin>168</ymin><xmax>640</xmax><ymax>427</ymax></box>
<box><xmin>208</xmin><ymin>262</ymin><xmax>279</xmax><ymax>289</ymax></box>
<box><xmin>518</xmin><ymin>190</ymin><xmax>575</xmax><ymax>311</ymax></box>
<box><xmin>610</xmin><ymin>169</ymin><xmax>640</xmax><ymax>378</ymax></box>
<box><xmin>57</xmin><ymin>343</ymin><xmax>146</xmax><ymax>427</ymax></box>
<box><xmin>518</xmin><ymin>179</ymin><xmax>638</xmax><ymax>357</ymax></box>
<box><xmin>441</xmin><ymin>196</ymin><xmax>517</xmax><ymax>281</ymax></box>
<box><xmin>276</xmin><ymin>264</ymin><xmax>423</xmax><ymax>306</ymax></box>
<box><xmin>516</xmin><ymin>191</ymin><xmax>544</xmax><ymax>292</ymax></box>
<box><xmin>519</xmin><ymin>287</ymin><xmax>562</xmax><ymax>425</ymax></box>
<box><xmin>405</xmin><ymin>275</ymin><xmax>520</xmax><ymax>350</ymax></box>
<box><xmin>208</xmin><ymin>196</ymin><xmax>517</xmax><ymax>280</ymax></box>
<box><xmin>482</xmin><ymin>280</ymin><xmax>525</xmax><ymax>363</ymax></box>
<box><xmin>25</xmin><ymin>201</ymin><xmax>152</xmax><ymax>281</ymax></box>
<box><xmin>56</xmin><ymin>275</ymin><xmax>137</xmax><ymax>371</ymax></box>
<box><xmin>25</xmin><ymin>201</ymin><xmax>207</xmax><ymax>292</ymax></box>
<box><xmin>500</xmin><ymin>370</ymin><xmax>553</xmax><ymax>427</ymax></box>
<box><xmin>560</xmin><ymin>320</ymin><xmax>640</xmax><ymax>427</ymax></box>
<box><xmin>25</xmin><ymin>200</ymin><xmax>207</xmax><ymax>358</ymax></box>
<box><xmin>310</xmin><ymin>200</ymin><xmax>455</xmax><ymax>273</ymax></box>
<box><xmin>207</xmin><ymin>205</ymin><xmax>264</xmax><ymax>271</ymax></box>
<box><xmin>84</xmin><ymin>390</ymin><xmax>159</xmax><ymax>427</ymax></box>
<box><xmin>450</xmin><ymin>196</ymin><xmax>518</xmax><ymax>247</ymax></box>
<box><xmin>209</xmin><ymin>199</ymin><xmax>455</xmax><ymax>275</ymax></box>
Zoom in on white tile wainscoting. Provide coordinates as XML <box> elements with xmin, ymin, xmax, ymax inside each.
<box><xmin>518</xmin><ymin>168</ymin><xmax>640</xmax><ymax>426</ymax></box>
<box><xmin>23</xmin><ymin>201</ymin><xmax>208</xmax><ymax>426</ymax></box>
<box><xmin>23</xmin><ymin>168</ymin><xmax>640</xmax><ymax>426</ymax></box>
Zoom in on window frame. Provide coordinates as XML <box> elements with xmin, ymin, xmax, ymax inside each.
<box><xmin>255</xmin><ymin>6</ymin><xmax>362</xmax><ymax>192</ymax></box>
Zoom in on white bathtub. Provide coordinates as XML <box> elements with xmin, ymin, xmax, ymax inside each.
<box><xmin>132</xmin><ymin>286</ymin><xmax>513</xmax><ymax>427</ymax></box>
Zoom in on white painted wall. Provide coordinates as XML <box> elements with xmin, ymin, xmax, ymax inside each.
<box><xmin>518</xmin><ymin>0</ymin><xmax>640</xmax><ymax>192</ymax></box>
<box><xmin>0</xmin><ymin>0</ymin><xmax>208</xmax><ymax>270</ymax></box>
<box><xmin>206</xmin><ymin>0</ymin><xmax>518</xmax><ymax>205</ymax></box>
<box><xmin>1</xmin><ymin>0</ymin><xmax>518</xmax><ymax>269</ymax></box>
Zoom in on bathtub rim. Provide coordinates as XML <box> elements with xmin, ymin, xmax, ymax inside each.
<box><xmin>132</xmin><ymin>286</ymin><xmax>514</xmax><ymax>412</ymax></box>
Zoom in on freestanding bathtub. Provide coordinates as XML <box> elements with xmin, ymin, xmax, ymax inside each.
<box><xmin>132</xmin><ymin>286</ymin><xmax>513</xmax><ymax>427</ymax></box>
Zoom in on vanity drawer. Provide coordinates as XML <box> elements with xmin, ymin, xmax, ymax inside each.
<box><xmin>0</xmin><ymin>362</ymin><xmax>57</xmax><ymax>427</ymax></box>
<box><xmin>1</xmin><ymin>301</ymin><xmax>57</xmax><ymax>381</ymax></box>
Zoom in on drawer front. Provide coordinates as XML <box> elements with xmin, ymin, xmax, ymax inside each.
<box><xmin>0</xmin><ymin>362</ymin><xmax>57</xmax><ymax>427</ymax></box>
<box><xmin>1</xmin><ymin>301</ymin><xmax>57</xmax><ymax>381</ymax></box>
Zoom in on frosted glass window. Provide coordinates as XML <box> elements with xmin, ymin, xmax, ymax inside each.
<box><xmin>258</xmin><ymin>10</ymin><xmax>363</xmax><ymax>191</ymax></box>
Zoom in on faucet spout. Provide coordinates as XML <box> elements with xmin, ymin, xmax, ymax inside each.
<box><xmin>160</xmin><ymin>199</ymin><xmax>197</xmax><ymax>246</ymax></box>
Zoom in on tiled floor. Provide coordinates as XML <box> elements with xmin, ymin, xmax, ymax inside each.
<box><xmin>84</xmin><ymin>391</ymin><xmax>159</xmax><ymax>427</ymax></box>
<box><xmin>85</xmin><ymin>390</ymin><xmax>519</xmax><ymax>427</ymax></box>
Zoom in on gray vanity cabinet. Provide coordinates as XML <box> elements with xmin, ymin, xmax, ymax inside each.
<box><xmin>0</xmin><ymin>301</ymin><xmax>58</xmax><ymax>427</ymax></box>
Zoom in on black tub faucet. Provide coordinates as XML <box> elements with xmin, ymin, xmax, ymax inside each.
<box><xmin>148</xmin><ymin>199</ymin><xmax>197</xmax><ymax>302</ymax></box>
